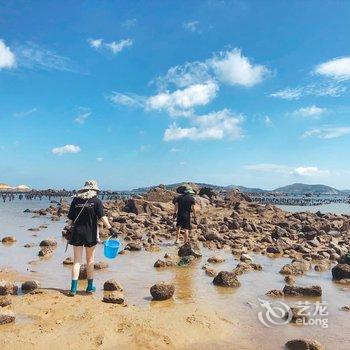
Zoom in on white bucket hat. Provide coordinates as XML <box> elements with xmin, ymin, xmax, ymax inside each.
<box><xmin>79</xmin><ymin>180</ymin><xmax>100</xmax><ymax>192</ymax></box>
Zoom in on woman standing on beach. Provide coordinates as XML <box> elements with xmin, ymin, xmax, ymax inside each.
<box><xmin>67</xmin><ymin>180</ymin><xmax>117</xmax><ymax>295</ymax></box>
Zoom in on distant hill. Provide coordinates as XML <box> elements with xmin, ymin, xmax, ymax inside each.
<box><xmin>273</xmin><ymin>183</ymin><xmax>340</xmax><ymax>195</ymax></box>
<box><xmin>132</xmin><ymin>183</ymin><xmax>265</xmax><ymax>193</ymax></box>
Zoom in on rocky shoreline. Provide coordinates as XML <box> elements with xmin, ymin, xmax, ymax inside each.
<box><xmin>1</xmin><ymin>185</ymin><xmax>350</xmax><ymax>349</ymax></box>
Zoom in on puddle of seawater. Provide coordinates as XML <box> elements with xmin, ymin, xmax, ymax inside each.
<box><xmin>1</xmin><ymin>199</ymin><xmax>350</xmax><ymax>349</ymax></box>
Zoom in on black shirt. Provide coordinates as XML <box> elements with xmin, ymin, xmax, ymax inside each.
<box><xmin>68</xmin><ymin>196</ymin><xmax>105</xmax><ymax>245</ymax></box>
<box><xmin>173</xmin><ymin>194</ymin><xmax>195</xmax><ymax>219</ymax></box>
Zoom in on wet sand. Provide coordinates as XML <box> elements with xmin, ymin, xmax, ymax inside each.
<box><xmin>1</xmin><ymin>199</ymin><xmax>350</xmax><ymax>349</ymax></box>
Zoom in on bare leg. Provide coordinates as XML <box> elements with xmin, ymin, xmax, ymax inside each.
<box><xmin>86</xmin><ymin>246</ymin><xmax>96</xmax><ymax>280</ymax></box>
<box><xmin>175</xmin><ymin>226</ymin><xmax>181</xmax><ymax>244</ymax></box>
<box><xmin>71</xmin><ymin>246</ymin><xmax>83</xmax><ymax>280</ymax></box>
<box><xmin>183</xmin><ymin>229</ymin><xmax>189</xmax><ymax>244</ymax></box>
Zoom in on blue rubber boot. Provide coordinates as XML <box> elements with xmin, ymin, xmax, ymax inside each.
<box><xmin>69</xmin><ymin>279</ymin><xmax>78</xmax><ymax>296</ymax></box>
<box><xmin>86</xmin><ymin>279</ymin><xmax>96</xmax><ymax>293</ymax></box>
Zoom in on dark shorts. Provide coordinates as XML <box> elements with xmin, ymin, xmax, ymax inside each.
<box><xmin>69</xmin><ymin>231</ymin><xmax>98</xmax><ymax>247</ymax></box>
<box><xmin>69</xmin><ymin>241</ymin><xmax>97</xmax><ymax>248</ymax></box>
<box><xmin>176</xmin><ymin>215</ymin><xmax>191</xmax><ymax>230</ymax></box>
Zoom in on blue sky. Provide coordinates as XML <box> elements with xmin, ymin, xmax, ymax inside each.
<box><xmin>1</xmin><ymin>0</ymin><xmax>350</xmax><ymax>190</ymax></box>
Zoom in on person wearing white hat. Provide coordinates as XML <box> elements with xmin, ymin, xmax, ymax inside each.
<box><xmin>67</xmin><ymin>180</ymin><xmax>117</xmax><ymax>295</ymax></box>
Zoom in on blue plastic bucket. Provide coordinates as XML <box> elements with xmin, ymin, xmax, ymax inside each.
<box><xmin>104</xmin><ymin>239</ymin><xmax>121</xmax><ymax>259</ymax></box>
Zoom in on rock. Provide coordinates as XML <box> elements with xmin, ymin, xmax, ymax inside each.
<box><xmin>202</xmin><ymin>265</ymin><xmax>217</xmax><ymax>277</ymax></box>
<box><xmin>207</xmin><ymin>255</ymin><xmax>225</xmax><ymax>263</ymax></box>
<box><xmin>280</xmin><ymin>264</ymin><xmax>304</xmax><ymax>276</ymax></box>
<box><xmin>213</xmin><ymin>271</ymin><xmax>240</xmax><ymax>288</ymax></box>
<box><xmin>38</xmin><ymin>247</ymin><xmax>54</xmax><ymax>257</ymax></box>
<box><xmin>0</xmin><ymin>296</ymin><xmax>11</xmax><ymax>307</ymax></box>
<box><xmin>24</xmin><ymin>243</ymin><xmax>35</xmax><ymax>248</ymax></box>
<box><xmin>94</xmin><ymin>261</ymin><xmax>109</xmax><ymax>270</ymax></box>
<box><xmin>314</xmin><ymin>261</ymin><xmax>330</xmax><ymax>272</ymax></box>
<box><xmin>283</xmin><ymin>285</ymin><xmax>322</xmax><ymax>297</ymax></box>
<box><xmin>102</xmin><ymin>291</ymin><xmax>125</xmax><ymax>304</ymax></box>
<box><xmin>103</xmin><ymin>280</ymin><xmax>123</xmax><ymax>292</ymax></box>
<box><xmin>0</xmin><ymin>310</ymin><xmax>15</xmax><ymax>325</ymax></box>
<box><xmin>240</xmin><ymin>253</ymin><xmax>253</xmax><ymax>262</ymax></box>
<box><xmin>178</xmin><ymin>242</ymin><xmax>202</xmax><ymax>258</ymax></box>
<box><xmin>154</xmin><ymin>259</ymin><xmax>176</xmax><ymax>268</ymax></box>
<box><xmin>285</xmin><ymin>339</ymin><xmax>324</xmax><ymax>350</ymax></box>
<box><xmin>62</xmin><ymin>257</ymin><xmax>73</xmax><ymax>265</ymax></box>
<box><xmin>150</xmin><ymin>282</ymin><xmax>175</xmax><ymax>300</ymax></box>
<box><xmin>332</xmin><ymin>263</ymin><xmax>350</xmax><ymax>280</ymax></box>
<box><xmin>266</xmin><ymin>246</ymin><xmax>282</xmax><ymax>254</ymax></box>
<box><xmin>0</xmin><ymin>281</ymin><xmax>18</xmax><ymax>296</ymax></box>
<box><xmin>178</xmin><ymin>256</ymin><xmax>195</xmax><ymax>266</ymax></box>
<box><xmin>266</xmin><ymin>289</ymin><xmax>284</xmax><ymax>297</ymax></box>
<box><xmin>39</xmin><ymin>239</ymin><xmax>57</xmax><ymax>247</ymax></box>
<box><xmin>21</xmin><ymin>280</ymin><xmax>40</xmax><ymax>293</ymax></box>
<box><xmin>124</xmin><ymin>242</ymin><xmax>142</xmax><ymax>251</ymax></box>
<box><xmin>287</xmin><ymin>306</ymin><xmax>310</xmax><ymax>323</ymax></box>
<box><xmin>78</xmin><ymin>265</ymin><xmax>87</xmax><ymax>280</ymax></box>
<box><xmin>1</xmin><ymin>236</ymin><xmax>16</xmax><ymax>244</ymax></box>
<box><xmin>284</xmin><ymin>275</ymin><xmax>296</xmax><ymax>285</ymax></box>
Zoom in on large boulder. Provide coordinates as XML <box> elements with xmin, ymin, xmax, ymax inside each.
<box><xmin>213</xmin><ymin>271</ymin><xmax>240</xmax><ymax>288</ymax></box>
<box><xmin>21</xmin><ymin>280</ymin><xmax>40</xmax><ymax>293</ymax></box>
<box><xmin>150</xmin><ymin>282</ymin><xmax>175</xmax><ymax>301</ymax></box>
<box><xmin>142</xmin><ymin>187</ymin><xmax>175</xmax><ymax>203</ymax></box>
<box><xmin>283</xmin><ymin>285</ymin><xmax>322</xmax><ymax>297</ymax></box>
<box><xmin>103</xmin><ymin>280</ymin><xmax>123</xmax><ymax>292</ymax></box>
<box><xmin>332</xmin><ymin>264</ymin><xmax>350</xmax><ymax>280</ymax></box>
<box><xmin>0</xmin><ymin>281</ymin><xmax>18</xmax><ymax>296</ymax></box>
<box><xmin>285</xmin><ymin>339</ymin><xmax>324</xmax><ymax>350</ymax></box>
<box><xmin>0</xmin><ymin>296</ymin><xmax>11</xmax><ymax>307</ymax></box>
<box><xmin>178</xmin><ymin>242</ymin><xmax>202</xmax><ymax>258</ymax></box>
<box><xmin>1</xmin><ymin>236</ymin><xmax>16</xmax><ymax>244</ymax></box>
<box><xmin>0</xmin><ymin>310</ymin><xmax>15</xmax><ymax>325</ymax></box>
<box><xmin>39</xmin><ymin>239</ymin><xmax>57</xmax><ymax>247</ymax></box>
<box><xmin>102</xmin><ymin>292</ymin><xmax>125</xmax><ymax>304</ymax></box>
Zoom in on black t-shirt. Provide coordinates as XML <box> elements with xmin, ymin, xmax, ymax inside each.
<box><xmin>173</xmin><ymin>194</ymin><xmax>195</xmax><ymax>218</ymax></box>
<box><xmin>68</xmin><ymin>196</ymin><xmax>104</xmax><ymax>244</ymax></box>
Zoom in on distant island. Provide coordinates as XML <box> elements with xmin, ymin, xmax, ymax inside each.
<box><xmin>132</xmin><ymin>182</ymin><xmax>348</xmax><ymax>195</ymax></box>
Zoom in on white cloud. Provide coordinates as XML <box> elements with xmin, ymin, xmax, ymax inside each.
<box><xmin>208</xmin><ymin>49</ymin><xmax>270</xmax><ymax>87</ymax></box>
<box><xmin>292</xmin><ymin>105</ymin><xmax>327</xmax><ymax>118</ymax></box>
<box><xmin>13</xmin><ymin>108</ymin><xmax>37</xmax><ymax>118</ymax></box>
<box><xmin>88</xmin><ymin>38</ymin><xmax>103</xmax><ymax>48</ymax></box>
<box><xmin>147</xmin><ymin>81</ymin><xmax>219</xmax><ymax>117</ymax></box>
<box><xmin>244</xmin><ymin>163</ymin><xmax>330</xmax><ymax>177</ymax></box>
<box><xmin>74</xmin><ymin>108</ymin><xmax>91</xmax><ymax>124</ymax></box>
<box><xmin>270</xmin><ymin>87</ymin><xmax>303</xmax><ymax>100</ymax></box>
<box><xmin>15</xmin><ymin>42</ymin><xmax>78</xmax><ymax>72</ymax></box>
<box><xmin>52</xmin><ymin>144</ymin><xmax>81</xmax><ymax>155</ymax></box>
<box><xmin>108</xmin><ymin>92</ymin><xmax>144</xmax><ymax>107</ymax></box>
<box><xmin>0</xmin><ymin>39</ymin><xmax>16</xmax><ymax>70</ymax></box>
<box><xmin>88</xmin><ymin>38</ymin><xmax>133</xmax><ymax>54</ymax></box>
<box><xmin>292</xmin><ymin>166</ymin><xmax>330</xmax><ymax>177</ymax></box>
<box><xmin>106</xmin><ymin>39</ymin><xmax>133</xmax><ymax>54</ymax></box>
<box><xmin>151</xmin><ymin>61</ymin><xmax>211</xmax><ymax>90</ymax></box>
<box><xmin>302</xmin><ymin>126</ymin><xmax>350</xmax><ymax>139</ymax></box>
<box><xmin>183</xmin><ymin>21</ymin><xmax>200</xmax><ymax>32</ymax></box>
<box><xmin>96</xmin><ymin>157</ymin><xmax>103</xmax><ymax>162</ymax></box>
<box><xmin>271</xmin><ymin>82</ymin><xmax>346</xmax><ymax>100</ymax></box>
<box><xmin>164</xmin><ymin>109</ymin><xmax>244</xmax><ymax>141</ymax></box>
<box><xmin>315</xmin><ymin>56</ymin><xmax>350</xmax><ymax>81</ymax></box>
<box><xmin>151</xmin><ymin>48</ymin><xmax>269</xmax><ymax>90</ymax></box>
